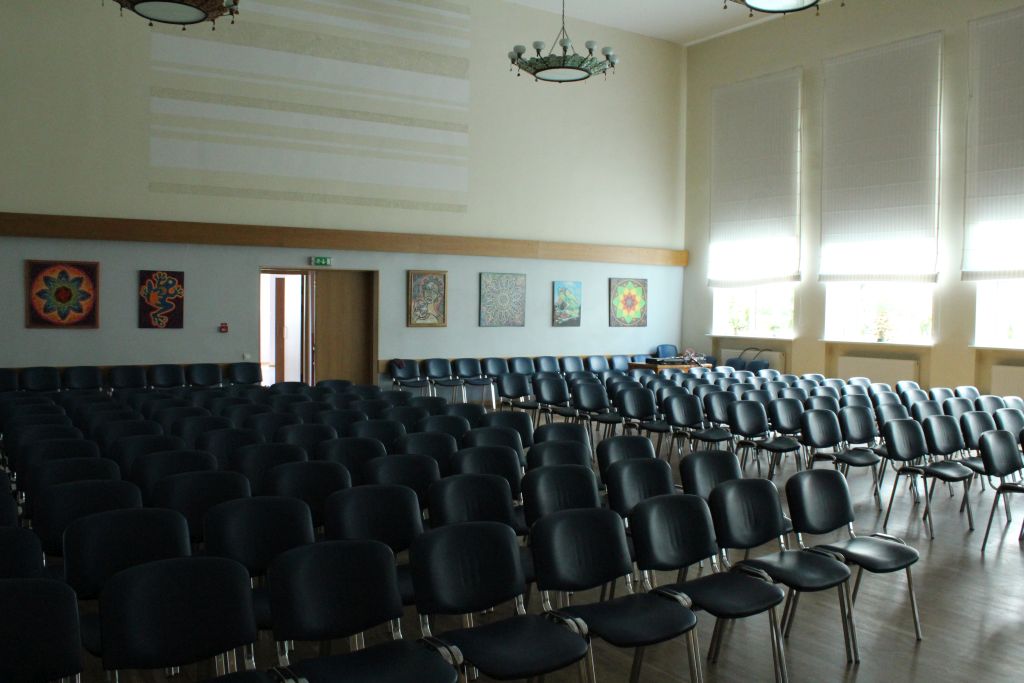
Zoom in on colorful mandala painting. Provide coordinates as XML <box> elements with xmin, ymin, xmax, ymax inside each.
<box><xmin>552</xmin><ymin>281</ymin><xmax>582</xmax><ymax>327</ymax></box>
<box><xmin>480</xmin><ymin>272</ymin><xmax>526</xmax><ymax>327</ymax></box>
<box><xmin>609</xmin><ymin>278</ymin><xmax>648</xmax><ymax>327</ymax></box>
<box><xmin>138</xmin><ymin>270</ymin><xmax>185</xmax><ymax>329</ymax></box>
<box><xmin>25</xmin><ymin>260</ymin><xmax>99</xmax><ymax>328</ymax></box>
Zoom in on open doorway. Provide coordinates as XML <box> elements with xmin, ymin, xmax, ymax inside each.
<box><xmin>259</xmin><ymin>268</ymin><xmax>379</xmax><ymax>387</ymax></box>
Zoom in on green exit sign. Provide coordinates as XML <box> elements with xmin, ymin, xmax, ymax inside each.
<box><xmin>310</xmin><ymin>256</ymin><xmax>332</xmax><ymax>267</ymax></box>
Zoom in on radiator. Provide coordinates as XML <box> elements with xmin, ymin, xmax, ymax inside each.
<box><xmin>990</xmin><ymin>365</ymin><xmax>1024</xmax><ymax>396</ymax></box>
<box><xmin>720</xmin><ymin>348</ymin><xmax>786</xmax><ymax>370</ymax></box>
<box><xmin>836</xmin><ymin>356</ymin><xmax>919</xmax><ymax>386</ymax></box>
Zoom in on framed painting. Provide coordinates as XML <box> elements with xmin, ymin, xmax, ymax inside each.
<box><xmin>480</xmin><ymin>272</ymin><xmax>526</xmax><ymax>327</ymax></box>
<box><xmin>407</xmin><ymin>270</ymin><xmax>448</xmax><ymax>327</ymax></box>
<box><xmin>138</xmin><ymin>270</ymin><xmax>185</xmax><ymax>329</ymax></box>
<box><xmin>25</xmin><ymin>260</ymin><xmax>100</xmax><ymax>329</ymax></box>
<box><xmin>609</xmin><ymin>277</ymin><xmax>648</xmax><ymax>327</ymax></box>
<box><xmin>552</xmin><ymin>281</ymin><xmax>582</xmax><ymax>327</ymax></box>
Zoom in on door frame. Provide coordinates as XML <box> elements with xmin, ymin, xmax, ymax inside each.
<box><xmin>310</xmin><ymin>269</ymin><xmax>380</xmax><ymax>386</ymax></box>
<box><xmin>259</xmin><ymin>269</ymin><xmax>314</xmax><ymax>384</ymax></box>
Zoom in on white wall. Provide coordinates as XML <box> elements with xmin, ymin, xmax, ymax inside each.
<box><xmin>0</xmin><ymin>235</ymin><xmax>683</xmax><ymax>368</ymax></box>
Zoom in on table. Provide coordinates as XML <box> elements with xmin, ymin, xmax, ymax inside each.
<box><xmin>627</xmin><ymin>361</ymin><xmax>711</xmax><ymax>372</ymax></box>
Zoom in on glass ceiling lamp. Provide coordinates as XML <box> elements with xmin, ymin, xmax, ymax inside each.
<box><xmin>112</xmin><ymin>0</ymin><xmax>239</xmax><ymax>28</ymax></box>
<box><xmin>508</xmin><ymin>0</ymin><xmax>618</xmax><ymax>83</ymax></box>
<box><xmin>725</xmin><ymin>0</ymin><xmax>832</xmax><ymax>16</ymax></box>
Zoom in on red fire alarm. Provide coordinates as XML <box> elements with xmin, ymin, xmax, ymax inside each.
<box><xmin>218</xmin><ymin>322</ymin><xmax>229</xmax><ymax>333</ymax></box>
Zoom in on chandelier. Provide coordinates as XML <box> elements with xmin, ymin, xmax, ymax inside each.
<box><xmin>725</xmin><ymin>0</ymin><xmax>825</xmax><ymax>15</ymax></box>
<box><xmin>112</xmin><ymin>1</ymin><xmax>239</xmax><ymax>27</ymax></box>
<box><xmin>508</xmin><ymin>0</ymin><xmax>617</xmax><ymax>83</ymax></box>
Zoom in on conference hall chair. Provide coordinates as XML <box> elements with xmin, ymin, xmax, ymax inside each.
<box><xmin>572</xmin><ymin>382</ymin><xmax>623</xmax><ymax>442</ymax></box>
<box><xmin>350</xmin><ymin>418</ymin><xmax>407</xmax><ymax>454</ymax></box>
<box><xmin>678</xmin><ymin>450</ymin><xmax>742</xmax><ymax>500</ymax></box>
<box><xmin>314</xmin><ymin>408</ymin><xmax>368</xmax><ymax>437</ymax></box>
<box><xmin>398</xmin><ymin>431</ymin><xmax>459</xmax><ymax>474</ymax></box>
<box><xmin>497</xmin><ymin>372</ymin><xmax>539</xmax><ymax>414</ymax></box>
<box><xmin>605</xmin><ymin>456</ymin><xmax>675</xmax><ymax>519</ymax></box>
<box><xmin>63</xmin><ymin>365</ymin><xmax>104</xmax><ymax>392</ymax></box>
<box><xmin>979</xmin><ymin>430</ymin><xmax>1024</xmax><ymax>551</ymax></box>
<box><xmin>316</xmin><ymin>378</ymin><xmax>353</xmax><ymax>395</ymax></box>
<box><xmin>527</xmin><ymin>439</ymin><xmax>592</xmax><ymax>470</ymax></box>
<box><xmin>482</xmin><ymin>409</ymin><xmax>536</xmax><ymax>448</ymax></box>
<box><xmin>428</xmin><ymin>473</ymin><xmax>526</xmax><ymax>537</ymax></box>
<box><xmin>0</xmin><ymin>527</ymin><xmax>45</xmax><ymax>579</ymax></box>
<box><xmin>801</xmin><ymin>409</ymin><xmax>882</xmax><ymax>508</ymax></box>
<box><xmin>453</xmin><ymin>357</ymin><xmax>497</xmax><ymax>408</ymax></box>
<box><xmin>418</xmin><ymin>414</ymin><xmax>472</xmax><ymax>441</ymax></box>
<box><xmin>224</xmin><ymin>403</ymin><xmax>272</xmax><ymax>429</ymax></box>
<box><xmin>245</xmin><ymin>412</ymin><xmax>301</xmax><ymax>443</ymax></box>
<box><xmin>261</xmin><ymin>461</ymin><xmax>351</xmax><ymax>527</ymax></box>
<box><xmin>0</xmin><ymin>578</ymin><xmax>82</xmax><ymax>683</ymax></box>
<box><xmin>19</xmin><ymin>366</ymin><xmax>61</xmax><ymax>393</ymax></box>
<box><xmin>275</xmin><ymin>423</ymin><xmax>339</xmax><ymax>457</ymax></box>
<box><xmin>389</xmin><ymin>359</ymin><xmax>430</xmax><ymax>394</ymax></box>
<box><xmin>152</xmin><ymin>471</ymin><xmax>252</xmax><ymax>542</ymax></box>
<box><xmin>197</xmin><ymin>428</ymin><xmax>264</xmax><ymax>466</ymax></box>
<box><xmin>451</xmin><ymin>445</ymin><xmax>524</xmax><ymax>502</ymax></box>
<box><xmin>596</xmin><ymin>435</ymin><xmax>656</xmax><ymax>486</ymax></box>
<box><xmin>423</xmin><ymin>358</ymin><xmax>466</xmax><ymax>402</ymax></box>
<box><xmin>383</xmin><ymin>406</ymin><xmax>430</xmax><ymax>433</ymax></box>
<box><xmin>729</xmin><ymin>400</ymin><xmax>801</xmax><ymax>478</ymax></box>
<box><xmin>408</xmin><ymin>395</ymin><xmax>449</xmax><ymax>416</ymax></box>
<box><xmin>288</xmin><ymin>400</ymin><xmax>333</xmax><ymax>423</ymax></box>
<box><xmin>443</xmin><ymin>402</ymin><xmax>487</xmax><ymax>427</ymax></box>
<box><xmin>364</xmin><ymin>455</ymin><xmax>440</xmax><ymax>509</ymax></box>
<box><xmin>463</xmin><ymin>425</ymin><xmax>526</xmax><ymax>467</ymax></box>
<box><xmin>665</xmin><ymin>394</ymin><xmax>732</xmax><ymax>455</ymax></box>
<box><xmin>33</xmin><ymin>479</ymin><xmax>143</xmax><ymax>557</ymax></box>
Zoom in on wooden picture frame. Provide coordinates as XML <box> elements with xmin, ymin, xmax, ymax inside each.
<box><xmin>25</xmin><ymin>260</ymin><xmax>100</xmax><ymax>329</ymax></box>
<box><xmin>407</xmin><ymin>270</ymin><xmax>448</xmax><ymax>327</ymax></box>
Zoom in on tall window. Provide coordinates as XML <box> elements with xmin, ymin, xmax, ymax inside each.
<box><xmin>709</xmin><ymin>69</ymin><xmax>801</xmax><ymax>338</ymax></box>
<box><xmin>820</xmin><ymin>34</ymin><xmax>942</xmax><ymax>344</ymax></box>
<box><xmin>964</xmin><ymin>9</ymin><xmax>1024</xmax><ymax>347</ymax></box>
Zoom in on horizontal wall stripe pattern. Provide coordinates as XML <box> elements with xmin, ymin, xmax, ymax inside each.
<box><xmin>147</xmin><ymin>0</ymin><xmax>470</xmax><ymax>212</ymax></box>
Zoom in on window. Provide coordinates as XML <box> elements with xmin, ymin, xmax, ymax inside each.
<box><xmin>975</xmin><ymin>281</ymin><xmax>1024</xmax><ymax>348</ymax></box>
<box><xmin>824</xmin><ymin>282</ymin><xmax>933</xmax><ymax>345</ymax></box>
<box><xmin>712</xmin><ymin>284</ymin><xmax>795</xmax><ymax>339</ymax></box>
<box><xmin>708</xmin><ymin>69</ymin><xmax>801</xmax><ymax>336</ymax></box>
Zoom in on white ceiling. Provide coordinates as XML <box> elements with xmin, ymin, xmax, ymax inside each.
<box><xmin>505</xmin><ymin>0</ymin><xmax>777</xmax><ymax>46</ymax></box>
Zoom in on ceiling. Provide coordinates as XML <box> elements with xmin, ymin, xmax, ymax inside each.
<box><xmin>504</xmin><ymin>0</ymin><xmax>779</xmax><ymax>46</ymax></box>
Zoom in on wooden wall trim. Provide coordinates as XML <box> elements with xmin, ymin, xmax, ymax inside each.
<box><xmin>0</xmin><ymin>212</ymin><xmax>688</xmax><ymax>267</ymax></box>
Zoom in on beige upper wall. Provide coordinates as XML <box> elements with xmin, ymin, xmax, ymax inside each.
<box><xmin>0</xmin><ymin>0</ymin><xmax>684</xmax><ymax>248</ymax></box>
<box><xmin>681</xmin><ymin>0</ymin><xmax>1024</xmax><ymax>389</ymax></box>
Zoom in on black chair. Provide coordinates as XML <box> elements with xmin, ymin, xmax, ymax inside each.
<box><xmin>665</xmin><ymin>394</ymin><xmax>732</xmax><ymax>455</ymax></box>
<box><xmin>942</xmin><ymin>397</ymin><xmax>974</xmax><ymax>421</ymax></box>
<box><xmin>80</xmin><ymin>406</ymin><xmax>138</xmax><ymax>439</ymax></box>
<box><xmin>268</xmin><ymin>394</ymin><xmax>312</xmax><ymax>413</ymax></box>
<box><xmin>19</xmin><ymin>366</ymin><xmax>61</xmax><ymax>393</ymax></box>
<box><xmin>244</xmin><ymin>412</ymin><xmax>301</xmax><ymax>443</ymax></box>
<box><xmin>522</xmin><ymin>465</ymin><xmax>601</xmax><ymax>528</ymax></box>
<box><xmin>422</xmin><ymin>358</ymin><xmax>466</xmax><ymax>402</ymax></box>
<box><xmin>18</xmin><ymin>436</ymin><xmax>101</xmax><ymax>491</ymax></box>
<box><xmin>130</xmin><ymin>449</ymin><xmax>218</xmax><ymax>503</ymax></box>
<box><xmin>596</xmin><ymin>435</ymin><xmax>656</xmax><ymax>485</ymax></box>
<box><xmin>481</xmin><ymin>410</ymin><xmax>535</xmax><ymax>448</ymax></box>
<box><xmin>316</xmin><ymin>378</ymin><xmax>354</xmax><ymax>394</ymax></box>
<box><xmin>910</xmin><ymin>400</ymin><xmax>943</xmax><ymax>422</ymax></box>
<box><xmin>187</xmin><ymin>363</ymin><xmax>224</xmax><ymax>388</ymax></box>
<box><xmin>0</xmin><ymin>527</ymin><xmax>44</xmax><ymax>578</ymax></box>
<box><xmin>407</xmin><ymin>395</ymin><xmax>448</xmax><ymax>416</ymax></box>
<box><xmin>98</xmin><ymin>418</ymin><xmax>162</xmax><ymax>452</ymax></box>
<box><xmin>605</xmin><ymin>456</ymin><xmax>675</xmax><ymax>519</ymax></box>
<box><xmin>364</xmin><ymin>455</ymin><xmax>441</xmax><ymax>509</ymax></box>
<box><xmin>63</xmin><ymin>365</ymin><xmax>103</xmax><ymax>392</ymax></box>
<box><xmin>630</xmin><ymin>494</ymin><xmax>787</xmax><ymax>681</ymax></box>
<box><xmin>979</xmin><ymin>430</ymin><xmax>1024</xmax><ymax>551</ymax></box>
<box><xmin>534</xmin><ymin>376</ymin><xmax>576</xmax><ymax>423</ymax></box>
<box><xmin>453</xmin><ymin>357</ymin><xmax>498</xmax><ymax>408</ymax></box>
<box><xmin>976</xmin><ymin>395</ymin><xmax>1006</xmax><ymax>415</ymax></box>
<box><xmin>226</xmin><ymin>362</ymin><xmax>262</xmax><ymax>386</ymax></box>
<box><xmin>882</xmin><ymin>419</ymin><xmax>974</xmax><ymax>539</ymax></box>
<box><xmin>527</xmin><ymin>439</ymin><xmax>592</xmax><ymax>470</ymax></box>
<box><xmin>324</xmin><ymin>485</ymin><xmax>424</xmax><ymax>606</ymax></box>
<box><xmin>0</xmin><ymin>473</ymin><xmax>17</xmax><ymax>527</ymax></box>
<box><xmin>316</xmin><ymin>437</ymin><xmax>385</xmax><ymax>485</ymax></box>
<box><xmin>148</xmin><ymin>364</ymin><xmax>187</xmax><ymax>390</ymax></box>
<box><xmin>442</xmin><ymin>402</ymin><xmax>487</xmax><ymax>427</ymax></box>
<box><xmin>287</xmin><ymin>400</ymin><xmax>333</xmax><ymax>423</ymax></box>
<box><xmin>33</xmin><ymin>480</ymin><xmax>143</xmax><ymax>557</ymax></box>
<box><xmin>275</xmin><ymin>423</ymin><xmax>338</xmax><ymax>456</ymax></box>
<box><xmin>107</xmin><ymin>365</ymin><xmax>148</xmax><ymax>394</ymax></box>
<box><xmin>679</xmin><ymin>450</ymin><xmax>742</xmax><ymax>499</ymax></box>
<box><xmin>197</xmin><ymin>428</ymin><xmax>264</xmax><ymax>466</ymax></box>
<box><xmin>410</xmin><ymin>522</ymin><xmax>590</xmax><ymax>682</ymax></box>
<box><xmin>261</xmin><ymin>461</ymin><xmax>351</xmax><ymax>526</ymax></box>
<box><xmin>497</xmin><ymin>372</ymin><xmax>539</xmax><ymax>413</ymax></box>
<box><xmin>418</xmin><ymin>414</ymin><xmax>472</xmax><ymax>441</ymax></box>
<box><xmin>99</xmin><ymin>556</ymin><xmax>257</xmax><ymax>676</ymax></box>
<box><xmin>268</xmin><ymin>540</ymin><xmax>459</xmax><ymax>682</ymax></box>
<box><xmin>154</xmin><ymin>406</ymin><xmax>210</xmax><ymax>434</ymax></box>
<box><xmin>786</xmin><ymin>468</ymin><xmax>922</xmax><ymax>641</ymax></box>
<box><xmin>27</xmin><ymin>457</ymin><xmax>120</xmax><ymax>519</ymax></box>
<box><xmin>428</xmin><ymin>473</ymin><xmax>525</xmax><ymax>535</ymax></box>
<box><xmin>173</xmin><ymin>415</ymin><xmax>233</xmax><ymax>449</ymax></box>
<box><xmin>270</xmin><ymin>382</ymin><xmax>312</xmax><ymax>396</ymax></box>
<box><xmin>152</xmin><ymin>471</ymin><xmax>252</xmax><ymax>542</ymax></box>
<box><xmin>801</xmin><ymin>409</ymin><xmax>882</xmax><ymax>507</ymax></box>
<box><xmin>709</xmin><ymin>478</ymin><xmax>858</xmax><ymax>663</ymax></box>
<box><xmin>350</xmin><ymin>419</ymin><xmax>407</xmax><ymax>454</ymax></box>
<box><xmin>531</xmin><ymin>507</ymin><xmax>702</xmax><ymax>683</ymax></box>
<box><xmin>389</xmin><ymin>359</ymin><xmax>430</xmax><ymax>394</ymax></box>
<box><xmin>451</xmin><ymin>445</ymin><xmax>524</xmax><ymax>501</ymax></box>
<box><xmin>227</xmin><ymin>443</ymin><xmax>307</xmax><ymax>491</ymax></box>
<box><xmin>729</xmin><ymin>400</ymin><xmax>801</xmax><ymax>478</ymax></box>
<box><xmin>383</xmin><ymin>405</ymin><xmax>431</xmax><ymax>433</ymax></box>
<box><xmin>463</xmin><ymin>426</ymin><xmax>526</xmax><ymax>466</ymax></box>
<box><xmin>108</xmin><ymin>434</ymin><xmax>186</xmax><ymax>476</ymax></box>
<box><xmin>0</xmin><ymin>578</ymin><xmax>82</xmax><ymax>683</ymax></box>
<box><xmin>398</xmin><ymin>431</ymin><xmax>459</xmax><ymax>474</ymax></box>
<box><xmin>573</xmin><ymin>382</ymin><xmax>623</xmax><ymax>442</ymax></box>
<box><xmin>314</xmin><ymin>408</ymin><xmax>367</xmax><ymax>437</ymax></box>
<box><xmin>223</xmin><ymin>402</ymin><xmax>273</xmax><ymax>428</ymax></box>
<box><xmin>994</xmin><ymin>408</ymin><xmax>1024</xmax><ymax>438</ymax></box>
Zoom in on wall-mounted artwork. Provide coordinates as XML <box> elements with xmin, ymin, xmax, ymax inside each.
<box><xmin>609</xmin><ymin>278</ymin><xmax>648</xmax><ymax>327</ymax></box>
<box><xmin>480</xmin><ymin>272</ymin><xmax>526</xmax><ymax>327</ymax></box>
<box><xmin>138</xmin><ymin>270</ymin><xmax>185</xmax><ymax>329</ymax></box>
<box><xmin>407</xmin><ymin>270</ymin><xmax>448</xmax><ymax>327</ymax></box>
<box><xmin>552</xmin><ymin>281</ymin><xmax>582</xmax><ymax>327</ymax></box>
<box><xmin>25</xmin><ymin>260</ymin><xmax>100</xmax><ymax>329</ymax></box>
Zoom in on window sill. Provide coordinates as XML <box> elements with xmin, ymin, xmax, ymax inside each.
<box><xmin>708</xmin><ymin>333</ymin><xmax>796</xmax><ymax>341</ymax></box>
<box><xmin>821</xmin><ymin>338</ymin><xmax>936</xmax><ymax>348</ymax></box>
<box><xmin>969</xmin><ymin>344</ymin><xmax>1024</xmax><ymax>352</ymax></box>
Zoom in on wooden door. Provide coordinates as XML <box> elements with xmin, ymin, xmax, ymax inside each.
<box><xmin>313</xmin><ymin>270</ymin><xmax>378</xmax><ymax>386</ymax></box>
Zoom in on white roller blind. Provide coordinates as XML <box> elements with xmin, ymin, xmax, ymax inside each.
<box><xmin>819</xmin><ymin>33</ymin><xmax>941</xmax><ymax>282</ymax></box>
<box><xmin>962</xmin><ymin>8</ymin><xmax>1024</xmax><ymax>280</ymax></box>
<box><xmin>708</xmin><ymin>69</ymin><xmax>801</xmax><ymax>288</ymax></box>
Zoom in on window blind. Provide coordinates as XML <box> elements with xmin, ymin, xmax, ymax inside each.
<box><xmin>708</xmin><ymin>68</ymin><xmax>801</xmax><ymax>288</ymax></box>
<box><xmin>962</xmin><ymin>8</ymin><xmax>1024</xmax><ymax>280</ymax></box>
<box><xmin>819</xmin><ymin>33</ymin><xmax>942</xmax><ymax>282</ymax></box>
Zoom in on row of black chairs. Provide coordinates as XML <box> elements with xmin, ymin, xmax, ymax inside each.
<box><xmin>0</xmin><ymin>362</ymin><xmax>265</xmax><ymax>394</ymax></box>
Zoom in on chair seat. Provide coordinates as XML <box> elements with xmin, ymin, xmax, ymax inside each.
<box><xmin>834</xmin><ymin>447</ymin><xmax>882</xmax><ymax>467</ymax></box>
<box><xmin>432</xmin><ymin>378</ymin><xmax>465</xmax><ymax>387</ymax></box>
<box><xmin>550</xmin><ymin>406</ymin><xmax>578</xmax><ymax>418</ymax></box>
<box><xmin>464</xmin><ymin>378</ymin><xmax>494</xmax><ymax>387</ymax></box>
<box><xmin>998</xmin><ymin>481</ymin><xmax>1024</xmax><ymax>493</ymax></box>
<box><xmin>81</xmin><ymin>612</ymin><xmax>102</xmax><ymax>656</ymax></box>
<box><xmin>922</xmin><ymin>460</ymin><xmax>973</xmax><ymax>482</ymax></box>
<box><xmin>740</xmin><ymin>550</ymin><xmax>850</xmax><ymax>592</ymax></box>
<box><xmin>665</xmin><ymin>571</ymin><xmax>785</xmax><ymax>619</ymax></box>
<box><xmin>397</xmin><ymin>564</ymin><xmax>416</xmax><ymax>606</ymax></box>
<box><xmin>693</xmin><ymin>427</ymin><xmax>732</xmax><ymax>443</ymax></box>
<box><xmin>960</xmin><ymin>456</ymin><xmax>986</xmax><ymax>475</ymax></box>
<box><xmin>591</xmin><ymin>412</ymin><xmax>623</xmax><ymax>425</ymax></box>
<box><xmin>398</xmin><ymin>380</ymin><xmax>430</xmax><ymax>389</ymax></box>
<box><xmin>640</xmin><ymin>420</ymin><xmax>671</xmax><ymax>434</ymax></box>
<box><xmin>816</xmin><ymin>537</ymin><xmax>919</xmax><ymax>574</ymax></box>
<box><xmin>872</xmin><ymin>445</ymin><xmax>888</xmax><ymax>458</ymax></box>
<box><xmin>253</xmin><ymin>585</ymin><xmax>273</xmax><ymax>630</ymax></box>
<box><xmin>440</xmin><ymin>614</ymin><xmax>588</xmax><ymax>680</ymax></box>
<box><xmin>562</xmin><ymin>592</ymin><xmax>696</xmax><ymax>648</ymax></box>
<box><xmin>762</xmin><ymin>436</ymin><xmax>800</xmax><ymax>453</ymax></box>
<box><xmin>511</xmin><ymin>400</ymin><xmax>539</xmax><ymax>411</ymax></box>
<box><xmin>290</xmin><ymin>638</ymin><xmax>458</xmax><ymax>683</ymax></box>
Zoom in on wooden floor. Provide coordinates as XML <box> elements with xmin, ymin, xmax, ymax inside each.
<box><xmin>79</xmin><ymin>449</ymin><xmax>1024</xmax><ymax>683</ymax></box>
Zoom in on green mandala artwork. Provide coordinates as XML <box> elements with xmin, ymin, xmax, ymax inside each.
<box><xmin>609</xmin><ymin>278</ymin><xmax>648</xmax><ymax>327</ymax></box>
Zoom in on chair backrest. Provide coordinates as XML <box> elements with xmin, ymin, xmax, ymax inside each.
<box><xmin>800</xmin><ymin>409</ymin><xmax>843</xmax><ymax>450</ymax></box>
<box><xmin>656</xmin><ymin>344</ymin><xmax>679</xmax><ymax>359</ymax></box>
<box><xmin>876</xmin><ymin>403</ymin><xmax>910</xmax><ymax>427</ymax></box>
<box><xmin>324</xmin><ymin>484</ymin><xmax>423</xmax><ymax>552</ymax></box>
<box><xmin>315</xmin><ymin>437</ymin><xmax>384</xmax><ymax>485</ymax></box>
<box><xmin>275</xmin><ymin>423</ymin><xmax>339</xmax><ymax>456</ymax></box>
<box><xmin>979</xmin><ymin>430</ymin><xmax>1024</xmax><ymax>479</ymax></box>
<box><xmin>108</xmin><ymin>365</ymin><xmax>148</xmax><ymax>390</ymax></box>
<box><xmin>482</xmin><ymin>357</ymin><xmax>510</xmax><ymax>377</ymax></box>
<box><xmin>244</xmin><ymin>411</ymin><xmax>301</xmax><ymax>442</ymax></box>
<box><xmin>173</xmin><ymin>415</ymin><xmax>233</xmax><ymax>449</ymax></box>
<box><xmin>508</xmin><ymin>357</ymin><xmax>536</xmax><ymax>374</ymax></box>
<box><xmin>812</xmin><ymin>385</ymin><xmax>840</xmax><ymax>400</ymax></box>
<box><xmin>707</xmin><ymin>478</ymin><xmax>789</xmax><ymax>550</ymax></box>
<box><xmin>922</xmin><ymin>414</ymin><xmax>966</xmax><ymax>456</ymax></box>
<box><xmin>785</xmin><ymin>468</ymin><xmax>855</xmax><ymax>535</ymax></box>
<box><xmin>364</xmin><ymin>454</ymin><xmax>441</xmax><ymax>506</ymax></box>
<box><xmin>532</xmin><ymin>508</ymin><xmax>632</xmax><ymax>592</ymax></box>
<box><xmin>315</xmin><ymin>408</ymin><xmax>368</xmax><ymax>437</ymax></box>
<box><xmin>411</xmin><ymin>522</ymin><xmax>525</xmax><ymax>615</ymax></box>
<box><xmin>910</xmin><ymin>400</ymin><xmax>942</xmax><ymax>422</ymax></box>
<box><xmin>451</xmin><ymin>445</ymin><xmax>523</xmax><ymax>498</ymax></box>
<box><xmin>609</xmin><ymin>355</ymin><xmax>630</xmax><ymax>371</ymax></box>
<box><xmin>605</xmin><ymin>457</ymin><xmax>674</xmax><ymax>518</ymax></box>
<box><xmin>838</xmin><ymin>405</ymin><xmax>878</xmax><ymax>444</ymax></box>
<box><xmin>34</xmin><ymin>480</ymin><xmax>143</xmax><ymax>555</ymax></box>
<box><xmin>559</xmin><ymin>356</ymin><xmax>585</xmax><ymax>374</ymax></box>
<box><xmin>942</xmin><ymin>397</ymin><xmax>975</xmax><ymax>420</ymax></box>
<box><xmin>929</xmin><ymin>387</ymin><xmax>954</xmax><ymax>403</ymax></box>
<box><xmin>586</xmin><ymin>355</ymin><xmax>610</xmax><ymax>372</ymax></box>
<box><xmin>596</xmin><ymin>435</ymin><xmax>656</xmax><ymax>483</ymax></box>
<box><xmin>616</xmin><ymin>387</ymin><xmax>657</xmax><ymax>421</ymax></box>
<box><xmin>443</xmin><ymin>402</ymin><xmax>487</xmax><ymax>426</ymax></box>
<box><xmin>389</xmin><ymin>359</ymin><xmax>422</xmax><ymax>382</ymax></box>
<box><xmin>839</xmin><ymin>394</ymin><xmax>873</xmax><ymax>411</ymax></box>
<box><xmin>900</xmin><ymin>388</ymin><xmax>929</xmax><ymax>407</ymax></box>
<box><xmin>630</xmin><ymin>493</ymin><xmax>718</xmax><ymax>571</ymax></box>
<box><xmin>350</xmin><ymin>419</ymin><xmax>407</xmax><ymax>454</ymax></box>
<box><xmin>223</xmin><ymin>403</ymin><xmax>272</xmax><ymax>428</ymax></box>
<box><xmin>196</xmin><ymin>428</ymin><xmax>264</xmax><ymax>465</ymax></box>
<box><xmin>959</xmin><ymin>410</ymin><xmax>998</xmax><ymax>450</ymax></box>
<box><xmin>664</xmin><ymin>393</ymin><xmax>705</xmax><ymax>429</ymax></box>
<box><xmin>522</xmin><ymin>465</ymin><xmax>601</xmax><ymax>527</ymax></box>
<box><xmin>534</xmin><ymin>376</ymin><xmax>571</xmax><ymax>406</ymax></box>
<box><xmin>480</xmin><ymin>410</ymin><xmax>535</xmax><ymax>447</ymax></box>
<box><xmin>19</xmin><ymin>366</ymin><xmax>61</xmax><ymax>393</ymax></box>
<box><xmin>148</xmin><ymin>364</ymin><xmax>186</xmax><ymax>389</ymax></box>
<box><xmin>453</xmin><ymin>357</ymin><xmax>484</xmax><ymax>378</ymax></box>
<box><xmin>526</xmin><ymin>440</ymin><xmax>592</xmax><ymax>470</ymax></box>
<box><xmin>187</xmin><ymin>363</ymin><xmax>223</xmax><ymax>388</ymax></box>
<box><xmin>269</xmin><ymin>540</ymin><xmax>402</xmax><ymax>644</ymax></box>
<box><xmin>882</xmin><ymin>419</ymin><xmax>929</xmax><ymax>462</ymax></box>
<box><xmin>316</xmin><ymin>379</ymin><xmax>353</xmax><ymax>394</ymax></box>
<box><xmin>727</xmin><ymin>400</ymin><xmax>770</xmax><ymax>438</ymax></box>
<box><xmin>705</xmin><ymin>390</ymin><xmax>737</xmax><ymax>424</ymax></box>
<box><xmin>261</xmin><ymin>461</ymin><xmax>351</xmax><ymax>525</ymax></box>
<box><xmin>226</xmin><ymin>362</ymin><xmax>262</xmax><ymax>385</ymax></box>
<box><xmin>428</xmin><ymin>473</ymin><xmax>518</xmax><ymax>528</ymax></box>
<box><xmin>533</xmin><ymin>421</ymin><xmax>591</xmax><ymax>448</ymax></box>
<box><xmin>204</xmin><ymin>497</ymin><xmax>315</xmax><ymax>576</ymax></box>
<box><xmin>151</xmin><ymin>471</ymin><xmax>252</xmax><ymax>540</ymax></box>
<box><xmin>99</xmin><ymin>556</ymin><xmax>257</xmax><ymax>671</ymax></box>
<box><xmin>976</xmin><ymin>395</ymin><xmax>1007</xmax><ymax>415</ymax></box>
<box><xmin>956</xmin><ymin>385</ymin><xmax>981</xmax><ymax>400</ymax></box>
<box><xmin>768</xmin><ymin>397</ymin><xmax>804</xmax><ymax>434</ymax></box>
<box><xmin>463</xmin><ymin>426</ymin><xmax>525</xmax><ymax>464</ymax></box>
<box><xmin>63</xmin><ymin>365</ymin><xmax>103</xmax><ymax>391</ymax></box>
<box><xmin>871</xmin><ymin>391</ymin><xmax>901</xmax><ymax>407</ymax></box>
<box><xmin>63</xmin><ymin>508</ymin><xmax>191</xmax><ymax>599</ymax></box>
<box><xmin>678</xmin><ymin>450</ymin><xmax>741</xmax><ymax>499</ymax></box>
<box><xmin>0</xmin><ymin>527</ymin><xmax>44</xmax><ymax>578</ymax></box>
<box><xmin>418</xmin><ymin>414</ymin><xmax>473</xmax><ymax>441</ymax></box>
<box><xmin>805</xmin><ymin>395</ymin><xmax>840</xmax><ymax>413</ymax></box>
<box><xmin>534</xmin><ymin>356</ymin><xmax>560</xmax><ymax>373</ymax></box>
<box><xmin>130</xmin><ymin>449</ymin><xmax>218</xmax><ymax>503</ymax></box>
<box><xmin>0</xmin><ymin>578</ymin><xmax>82</xmax><ymax>683</ymax></box>
<box><xmin>287</xmin><ymin>400</ymin><xmax>334</xmax><ymax>423</ymax></box>
<box><xmin>994</xmin><ymin>408</ymin><xmax>1024</xmax><ymax>438</ymax></box>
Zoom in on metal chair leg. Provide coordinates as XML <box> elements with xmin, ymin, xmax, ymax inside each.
<box><xmin>769</xmin><ymin>605</ymin><xmax>789</xmax><ymax>683</ymax></box>
<box><xmin>842</xmin><ymin>579</ymin><xmax>860</xmax><ymax>662</ymax></box>
<box><xmin>837</xmin><ymin>585</ymin><xmax>853</xmax><ymax>663</ymax></box>
<box><xmin>628</xmin><ymin>646</ymin><xmax>646</xmax><ymax>683</ymax></box>
<box><xmin>906</xmin><ymin>567</ymin><xmax>923</xmax><ymax>640</ymax></box>
<box><xmin>883</xmin><ymin>472</ymin><xmax>902</xmax><ymax>531</ymax></box>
